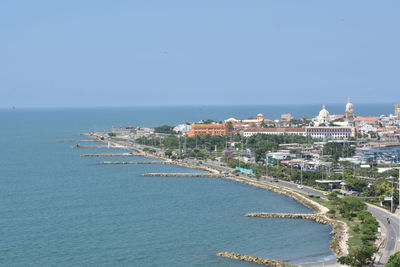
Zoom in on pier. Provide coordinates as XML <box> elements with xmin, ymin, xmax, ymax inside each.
<box><xmin>141</xmin><ymin>173</ymin><xmax>224</xmax><ymax>178</ymax></box>
<box><xmin>81</xmin><ymin>153</ymin><xmax>144</xmax><ymax>157</ymax></box>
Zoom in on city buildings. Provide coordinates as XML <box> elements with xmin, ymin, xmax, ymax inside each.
<box><xmin>187</xmin><ymin>123</ymin><xmax>232</xmax><ymax>137</ymax></box>
<box><xmin>345</xmin><ymin>98</ymin><xmax>355</xmax><ymax>123</ymax></box>
<box><xmin>243</xmin><ymin>127</ymin><xmax>306</xmax><ymax>137</ymax></box>
<box><xmin>395</xmin><ymin>104</ymin><xmax>400</xmax><ymax>117</ymax></box>
<box><xmin>224</xmin><ymin>113</ymin><xmax>274</xmax><ymax>128</ymax></box>
<box><xmin>305</xmin><ymin>126</ymin><xmax>353</xmax><ymax>139</ymax></box>
<box><xmin>313</xmin><ymin>105</ymin><xmax>331</xmax><ymax>126</ymax></box>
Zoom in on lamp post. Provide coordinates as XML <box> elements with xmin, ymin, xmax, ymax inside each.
<box><xmin>390</xmin><ymin>176</ymin><xmax>394</xmax><ymax>213</ymax></box>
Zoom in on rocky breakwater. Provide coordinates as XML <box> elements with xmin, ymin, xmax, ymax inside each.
<box><xmin>216</xmin><ymin>252</ymin><xmax>301</xmax><ymax>267</ymax></box>
<box><xmin>141</xmin><ymin>173</ymin><xmax>226</xmax><ymax>178</ymax></box>
<box><xmin>245</xmin><ymin>212</ymin><xmax>348</xmax><ymax>256</ymax></box>
<box><xmin>224</xmin><ymin>176</ymin><xmax>328</xmax><ymax>214</ymax></box>
<box><xmin>101</xmin><ymin>161</ymin><xmax>171</xmax><ymax>165</ymax></box>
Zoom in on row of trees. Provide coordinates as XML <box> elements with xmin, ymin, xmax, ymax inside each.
<box><xmin>323</xmin><ymin>142</ymin><xmax>356</xmax><ymax>161</ymax></box>
<box><xmin>325</xmin><ymin>194</ymin><xmax>379</xmax><ymax>267</ymax></box>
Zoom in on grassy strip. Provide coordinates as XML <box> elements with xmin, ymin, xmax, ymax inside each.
<box><xmin>305</xmin><ymin>194</ymin><xmax>379</xmax><ymax>267</ymax></box>
<box><xmin>305</xmin><ymin>195</ymin><xmax>363</xmax><ymax>247</ymax></box>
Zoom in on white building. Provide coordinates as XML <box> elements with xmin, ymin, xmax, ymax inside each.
<box><xmin>313</xmin><ymin>105</ymin><xmax>331</xmax><ymax>126</ymax></box>
<box><xmin>306</xmin><ymin>127</ymin><xmax>353</xmax><ymax>139</ymax></box>
<box><xmin>173</xmin><ymin>124</ymin><xmax>192</xmax><ymax>134</ymax></box>
<box><xmin>243</xmin><ymin>128</ymin><xmax>306</xmax><ymax>137</ymax></box>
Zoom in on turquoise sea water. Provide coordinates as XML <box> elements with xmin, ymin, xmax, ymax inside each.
<box><xmin>0</xmin><ymin>105</ymin><xmax>391</xmax><ymax>266</ymax></box>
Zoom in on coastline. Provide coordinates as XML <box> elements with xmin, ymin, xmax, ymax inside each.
<box><xmin>82</xmin><ymin>133</ymin><xmax>348</xmax><ymax>266</ymax></box>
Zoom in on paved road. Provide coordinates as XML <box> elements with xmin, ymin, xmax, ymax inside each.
<box><xmin>367</xmin><ymin>204</ymin><xmax>399</xmax><ymax>265</ymax></box>
<box><xmin>194</xmin><ymin>160</ymin><xmax>400</xmax><ymax>265</ymax></box>
<box><xmin>111</xmin><ymin>139</ymin><xmax>400</xmax><ymax>265</ymax></box>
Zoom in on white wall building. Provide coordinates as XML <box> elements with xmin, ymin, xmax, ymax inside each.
<box><xmin>306</xmin><ymin>127</ymin><xmax>353</xmax><ymax>139</ymax></box>
<box><xmin>243</xmin><ymin>128</ymin><xmax>306</xmax><ymax>137</ymax></box>
<box><xmin>313</xmin><ymin>105</ymin><xmax>331</xmax><ymax>126</ymax></box>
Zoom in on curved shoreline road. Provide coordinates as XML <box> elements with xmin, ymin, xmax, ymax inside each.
<box><xmin>191</xmin><ymin>160</ymin><xmax>399</xmax><ymax>265</ymax></box>
<box><xmin>367</xmin><ymin>204</ymin><xmax>399</xmax><ymax>265</ymax></box>
<box><xmin>104</xmin><ymin>138</ymin><xmax>399</xmax><ymax>265</ymax></box>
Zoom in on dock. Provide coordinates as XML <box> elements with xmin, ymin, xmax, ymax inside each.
<box><xmin>141</xmin><ymin>173</ymin><xmax>224</xmax><ymax>178</ymax></box>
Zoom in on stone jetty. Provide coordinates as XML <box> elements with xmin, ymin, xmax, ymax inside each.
<box><xmin>245</xmin><ymin>212</ymin><xmax>348</xmax><ymax>256</ymax></box>
<box><xmin>216</xmin><ymin>252</ymin><xmax>301</xmax><ymax>267</ymax></box>
<box><xmin>74</xmin><ymin>144</ymin><xmax>112</xmax><ymax>148</ymax></box>
<box><xmin>246</xmin><ymin>212</ymin><xmax>318</xmax><ymax>220</ymax></box>
<box><xmin>81</xmin><ymin>153</ymin><xmax>144</xmax><ymax>157</ymax></box>
<box><xmin>79</xmin><ymin>132</ymin><xmax>349</xmax><ymax>260</ymax></box>
<box><xmin>101</xmin><ymin>161</ymin><xmax>170</xmax><ymax>165</ymax></box>
<box><xmin>142</xmin><ymin>173</ymin><xmax>225</xmax><ymax>178</ymax></box>
<box><xmin>59</xmin><ymin>139</ymin><xmax>99</xmax><ymax>143</ymax></box>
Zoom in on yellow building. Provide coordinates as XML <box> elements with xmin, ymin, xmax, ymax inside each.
<box><xmin>187</xmin><ymin>123</ymin><xmax>231</xmax><ymax>137</ymax></box>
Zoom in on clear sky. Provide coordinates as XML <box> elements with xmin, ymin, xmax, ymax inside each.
<box><xmin>0</xmin><ymin>1</ymin><xmax>398</xmax><ymax>108</ymax></box>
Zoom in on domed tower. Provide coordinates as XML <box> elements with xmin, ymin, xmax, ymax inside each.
<box><xmin>314</xmin><ymin>105</ymin><xmax>331</xmax><ymax>126</ymax></box>
<box><xmin>256</xmin><ymin>113</ymin><xmax>264</xmax><ymax>127</ymax></box>
<box><xmin>345</xmin><ymin>98</ymin><xmax>355</xmax><ymax>123</ymax></box>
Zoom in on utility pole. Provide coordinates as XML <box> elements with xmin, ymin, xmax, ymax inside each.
<box><xmin>179</xmin><ymin>137</ymin><xmax>182</xmax><ymax>158</ymax></box>
<box><xmin>184</xmin><ymin>136</ymin><xmax>187</xmax><ymax>155</ymax></box>
<box><xmin>301</xmin><ymin>160</ymin><xmax>303</xmax><ymax>185</ymax></box>
<box><xmin>391</xmin><ymin>176</ymin><xmax>394</xmax><ymax>213</ymax></box>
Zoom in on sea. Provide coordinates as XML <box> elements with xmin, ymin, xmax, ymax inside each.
<box><xmin>0</xmin><ymin>104</ymin><xmax>394</xmax><ymax>266</ymax></box>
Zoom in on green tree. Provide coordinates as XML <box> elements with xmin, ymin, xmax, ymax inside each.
<box><xmin>164</xmin><ymin>149</ymin><xmax>173</xmax><ymax>158</ymax></box>
<box><xmin>338</xmin><ymin>246</ymin><xmax>376</xmax><ymax>267</ymax></box>
<box><xmin>345</xmin><ymin>178</ymin><xmax>367</xmax><ymax>192</ymax></box>
<box><xmin>338</xmin><ymin>196</ymin><xmax>367</xmax><ymax>219</ymax></box>
<box><xmin>386</xmin><ymin>252</ymin><xmax>400</xmax><ymax>267</ymax></box>
<box><xmin>154</xmin><ymin>125</ymin><xmax>175</xmax><ymax>134</ymax></box>
<box><xmin>323</xmin><ymin>142</ymin><xmax>355</xmax><ymax>161</ymax></box>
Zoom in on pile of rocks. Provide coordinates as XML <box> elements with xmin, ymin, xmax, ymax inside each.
<box><xmin>216</xmin><ymin>252</ymin><xmax>301</xmax><ymax>267</ymax></box>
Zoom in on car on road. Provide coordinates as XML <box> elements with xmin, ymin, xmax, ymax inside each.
<box><xmin>297</xmin><ymin>185</ymin><xmax>303</xmax><ymax>189</ymax></box>
<box><xmin>273</xmin><ymin>178</ymin><xmax>279</xmax><ymax>182</ymax></box>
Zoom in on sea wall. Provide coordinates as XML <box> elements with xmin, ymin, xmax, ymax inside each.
<box><xmin>244</xmin><ymin>212</ymin><xmax>348</xmax><ymax>256</ymax></box>
<box><xmin>81</xmin><ymin>132</ymin><xmax>349</xmax><ymax>260</ymax></box>
<box><xmin>141</xmin><ymin>173</ymin><xmax>226</xmax><ymax>178</ymax></box>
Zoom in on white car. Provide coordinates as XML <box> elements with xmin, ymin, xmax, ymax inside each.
<box><xmin>297</xmin><ymin>185</ymin><xmax>303</xmax><ymax>189</ymax></box>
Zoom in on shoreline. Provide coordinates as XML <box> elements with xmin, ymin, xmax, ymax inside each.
<box><xmin>81</xmin><ymin>133</ymin><xmax>348</xmax><ymax>266</ymax></box>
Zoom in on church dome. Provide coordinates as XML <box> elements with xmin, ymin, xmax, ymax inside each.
<box><xmin>318</xmin><ymin>105</ymin><xmax>330</xmax><ymax>118</ymax></box>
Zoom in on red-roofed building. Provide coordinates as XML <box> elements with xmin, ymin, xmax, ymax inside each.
<box><xmin>355</xmin><ymin>116</ymin><xmax>380</xmax><ymax>125</ymax></box>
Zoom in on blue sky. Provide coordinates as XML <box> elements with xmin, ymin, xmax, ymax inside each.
<box><xmin>0</xmin><ymin>1</ymin><xmax>398</xmax><ymax>108</ymax></box>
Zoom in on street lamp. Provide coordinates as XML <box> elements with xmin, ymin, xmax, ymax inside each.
<box><xmin>390</xmin><ymin>176</ymin><xmax>394</xmax><ymax>213</ymax></box>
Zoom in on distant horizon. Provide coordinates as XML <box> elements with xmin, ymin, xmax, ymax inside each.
<box><xmin>0</xmin><ymin>102</ymin><xmax>398</xmax><ymax>109</ymax></box>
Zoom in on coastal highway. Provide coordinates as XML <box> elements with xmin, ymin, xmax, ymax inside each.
<box><xmin>367</xmin><ymin>204</ymin><xmax>399</xmax><ymax>265</ymax></box>
<box><xmin>192</xmin><ymin>160</ymin><xmax>400</xmax><ymax>265</ymax></box>
<box><xmin>258</xmin><ymin>176</ymin><xmax>399</xmax><ymax>265</ymax></box>
<box><xmin>105</xmin><ymin>138</ymin><xmax>399</xmax><ymax>265</ymax></box>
